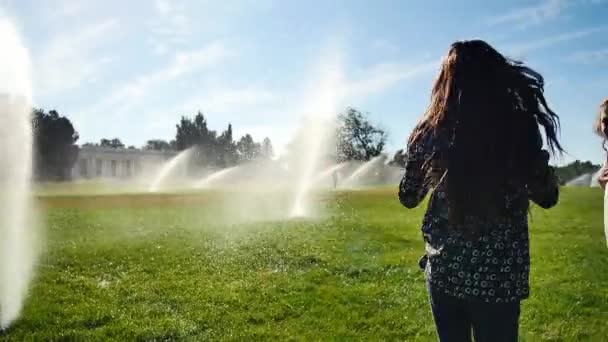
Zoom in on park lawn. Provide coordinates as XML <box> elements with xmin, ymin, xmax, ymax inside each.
<box><xmin>1</xmin><ymin>187</ymin><xmax>606</xmax><ymax>341</ymax></box>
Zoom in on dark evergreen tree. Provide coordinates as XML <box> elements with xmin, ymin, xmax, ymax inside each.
<box><xmin>32</xmin><ymin>108</ymin><xmax>79</xmax><ymax>180</ymax></box>
<box><xmin>217</xmin><ymin>124</ymin><xmax>238</xmax><ymax>167</ymax></box>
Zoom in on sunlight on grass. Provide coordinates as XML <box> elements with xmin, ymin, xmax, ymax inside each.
<box><xmin>1</xmin><ymin>187</ymin><xmax>605</xmax><ymax>340</ymax></box>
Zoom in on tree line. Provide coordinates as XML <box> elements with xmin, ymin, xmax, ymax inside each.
<box><xmin>554</xmin><ymin>160</ymin><xmax>601</xmax><ymax>185</ymax></box>
<box><xmin>38</xmin><ymin>105</ymin><xmax>597</xmax><ymax>184</ymax></box>
<box><xmin>171</xmin><ymin>112</ymin><xmax>274</xmax><ymax>169</ymax></box>
<box><xmin>33</xmin><ymin>107</ymin><xmax>390</xmax><ymax>181</ymax></box>
<box><xmin>37</xmin><ymin>105</ymin><xmax>596</xmax><ymax>184</ymax></box>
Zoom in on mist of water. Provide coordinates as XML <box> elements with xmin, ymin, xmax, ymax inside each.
<box><xmin>313</xmin><ymin>162</ymin><xmax>349</xmax><ymax>186</ymax></box>
<box><xmin>149</xmin><ymin>148</ymin><xmax>193</xmax><ymax>192</ymax></box>
<box><xmin>591</xmin><ymin>169</ymin><xmax>602</xmax><ymax>188</ymax></box>
<box><xmin>565</xmin><ymin>173</ymin><xmax>594</xmax><ymax>187</ymax></box>
<box><xmin>0</xmin><ymin>17</ymin><xmax>36</xmax><ymax>329</ymax></box>
<box><xmin>290</xmin><ymin>50</ymin><xmax>345</xmax><ymax>217</ymax></box>
<box><xmin>384</xmin><ymin>165</ymin><xmax>405</xmax><ymax>185</ymax></box>
<box><xmin>195</xmin><ymin>166</ymin><xmax>240</xmax><ymax>189</ymax></box>
<box><xmin>341</xmin><ymin>155</ymin><xmax>387</xmax><ymax>189</ymax></box>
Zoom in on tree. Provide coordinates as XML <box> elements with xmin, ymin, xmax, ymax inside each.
<box><xmin>172</xmin><ymin>111</ymin><xmax>267</xmax><ymax>168</ymax></box>
<box><xmin>336</xmin><ymin>108</ymin><xmax>387</xmax><ymax>161</ymax></box>
<box><xmin>175</xmin><ymin>111</ymin><xmax>215</xmax><ymax>151</ymax></box>
<box><xmin>145</xmin><ymin>139</ymin><xmax>172</xmax><ymax>151</ymax></box>
<box><xmin>32</xmin><ymin>108</ymin><xmax>79</xmax><ymax>180</ymax></box>
<box><xmin>100</xmin><ymin>138</ymin><xmax>124</xmax><ymax>149</ymax></box>
<box><xmin>236</xmin><ymin>134</ymin><xmax>261</xmax><ymax>162</ymax></box>
<box><xmin>217</xmin><ymin>124</ymin><xmax>238</xmax><ymax>167</ymax></box>
<box><xmin>554</xmin><ymin>160</ymin><xmax>601</xmax><ymax>185</ymax></box>
<box><xmin>174</xmin><ymin>111</ymin><xmax>219</xmax><ymax>167</ymax></box>
<box><xmin>261</xmin><ymin>137</ymin><xmax>274</xmax><ymax>160</ymax></box>
<box><xmin>389</xmin><ymin>149</ymin><xmax>407</xmax><ymax>167</ymax></box>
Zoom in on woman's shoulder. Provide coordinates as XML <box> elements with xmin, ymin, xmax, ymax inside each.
<box><xmin>408</xmin><ymin>127</ymin><xmax>443</xmax><ymax>148</ymax></box>
<box><xmin>407</xmin><ymin>131</ymin><xmax>434</xmax><ymax>158</ymax></box>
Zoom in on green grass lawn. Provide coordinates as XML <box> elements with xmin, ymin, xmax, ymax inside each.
<box><xmin>2</xmin><ymin>187</ymin><xmax>607</xmax><ymax>341</ymax></box>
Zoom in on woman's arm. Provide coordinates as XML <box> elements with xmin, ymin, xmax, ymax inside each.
<box><xmin>398</xmin><ymin>140</ymin><xmax>431</xmax><ymax>208</ymax></box>
<box><xmin>528</xmin><ymin>150</ymin><xmax>559</xmax><ymax>209</ymax></box>
<box><xmin>598</xmin><ymin>158</ymin><xmax>608</xmax><ymax>190</ymax></box>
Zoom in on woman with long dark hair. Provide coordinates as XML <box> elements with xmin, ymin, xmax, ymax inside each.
<box><xmin>399</xmin><ymin>40</ymin><xmax>562</xmax><ymax>341</ymax></box>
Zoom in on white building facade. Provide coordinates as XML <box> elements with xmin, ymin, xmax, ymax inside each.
<box><xmin>72</xmin><ymin>146</ymin><xmax>177</xmax><ymax>179</ymax></box>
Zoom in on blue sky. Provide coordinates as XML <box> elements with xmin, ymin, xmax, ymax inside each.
<box><xmin>1</xmin><ymin>0</ymin><xmax>607</xmax><ymax>164</ymax></box>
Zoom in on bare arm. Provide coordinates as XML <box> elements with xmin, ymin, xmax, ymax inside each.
<box><xmin>598</xmin><ymin>159</ymin><xmax>608</xmax><ymax>190</ymax></box>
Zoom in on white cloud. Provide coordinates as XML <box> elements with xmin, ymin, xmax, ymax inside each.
<box><xmin>567</xmin><ymin>48</ymin><xmax>608</xmax><ymax>63</ymax></box>
<box><xmin>149</xmin><ymin>86</ymin><xmax>279</xmax><ymax>121</ymax></box>
<box><xmin>371</xmin><ymin>38</ymin><xmax>400</xmax><ymax>54</ymax></box>
<box><xmin>133</xmin><ymin>84</ymin><xmax>283</xmax><ymax>147</ymax></box>
<box><xmin>83</xmin><ymin>41</ymin><xmax>230</xmax><ymax>118</ymax></box>
<box><xmin>36</xmin><ymin>0</ymin><xmax>89</xmax><ymax>21</ymax></box>
<box><xmin>487</xmin><ymin>0</ymin><xmax>567</xmax><ymax>28</ymax></box>
<box><xmin>150</xmin><ymin>58</ymin><xmax>436</xmax><ymax>145</ymax></box>
<box><xmin>149</xmin><ymin>0</ymin><xmax>191</xmax><ymax>55</ymax></box>
<box><xmin>49</xmin><ymin>2</ymin><xmax>86</xmax><ymax>18</ymax></box>
<box><xmin>487</xmin><ymin>0</ymin><xmax>607</xmax><ymax>28</ymax></box>
<box><xmin>34</xmin><ymin>19</ymin><xmax>118</xmax><ymax>96</ymax></box>
<box><xmin>199</xmin><ymin>87</ymin><xmax>278</xmax><ymax>113</ymax></box>
<box><xmin>155</xmin><ymin>0</ymin><xmax>171</xmax><ymax>16</ymax></box>
<box><xmin>346</xmin><ymin>60</ymin><xmax>438</xmax><ymax>97</ymax></box>
<box><xmin>504</xmin><ymin>26</ymin><xmax>606</xmax><ymax>57</ymax></box>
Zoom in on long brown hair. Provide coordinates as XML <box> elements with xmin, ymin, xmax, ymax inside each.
<box><xmin>594</xmin><ymin>98</ymin><xmax>608</xmax><ymax>150</ymax></box>
<box><xmin>409</xmin><ymin>40</ymin><xmax>563</xmax><ymax>223</ymax></box>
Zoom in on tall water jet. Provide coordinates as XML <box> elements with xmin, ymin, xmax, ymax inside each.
<box><xmin>290</xmin><ymin>48</ymin><xmax>345</xmax><ymax>217</ymax></box>
<box><xmin>149</xmin><ymin>148</ymin><xmax>193</xmax><ymax>192</ymax></box>
<box><xmin>0</xmin><ymin>17</ymin><xmax>36</xmax><ymax>328</ymax></box>
<box><xmin>195</xmin><ymin>166</ymin><xmax>240</xmax><ymax>189</ymax></box>
<box><xmin>341</xmin><ymin>155</ymin><xmax>387</xmax><ymax>188</ymax></box>
<box><xmin>313</xmin><ymin>162</ymin><xmax>349</xmax><ymax>186</ymax></box>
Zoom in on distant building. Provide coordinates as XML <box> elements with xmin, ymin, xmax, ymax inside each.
<box><xmin>71</xmin><ymin>146</ymin><xmax>177</xmax><ymax>179</ymax></box>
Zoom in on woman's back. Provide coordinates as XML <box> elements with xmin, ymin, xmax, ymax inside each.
<box><xmin>401</xmin><ymin>129</ymin><xmax>558</xmax><ymax>303</ymax></box>
<box><xmin>399</xmin><ymin>40</ymin><xmax>561</xmax><ymax>305</ymax></box>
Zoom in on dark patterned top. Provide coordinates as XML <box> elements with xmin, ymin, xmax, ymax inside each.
<box><xmin>399</xmin><ymin>131</ymin><xmax>559</xmax><ymax>303</ymax></box>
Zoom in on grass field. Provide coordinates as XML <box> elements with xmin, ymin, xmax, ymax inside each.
<box><xmin>2</xmin><ymin>187</ymin><xmax>607</xmax><ymax>340</ymax></box>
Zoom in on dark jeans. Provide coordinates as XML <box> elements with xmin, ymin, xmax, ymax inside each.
<box><xmin>428</xmin><ymin>283</ymin><xmax>520</xmax><ymax>342</ymax></box>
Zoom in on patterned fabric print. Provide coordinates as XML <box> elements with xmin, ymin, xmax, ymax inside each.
<box><xmin>423</xmin><ymin>215</ymin><xmax>530</xmax><ymax>303</ymax></box>
<box><xmin>399</xmin><ymin>133</ymin><xmax>534</xmax><ymax>303</ymax></box>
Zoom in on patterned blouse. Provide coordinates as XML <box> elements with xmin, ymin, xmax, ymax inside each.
<box><xmin>399</xmin><ymin>131</ymin><xmax>559</xmax><ymax>303</ymax></box>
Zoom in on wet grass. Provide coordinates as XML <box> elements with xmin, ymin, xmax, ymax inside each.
<box><xmin>1</xmin><ymin>187</ymin><xmax>606</xmax><ymax>340</ymax></box>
